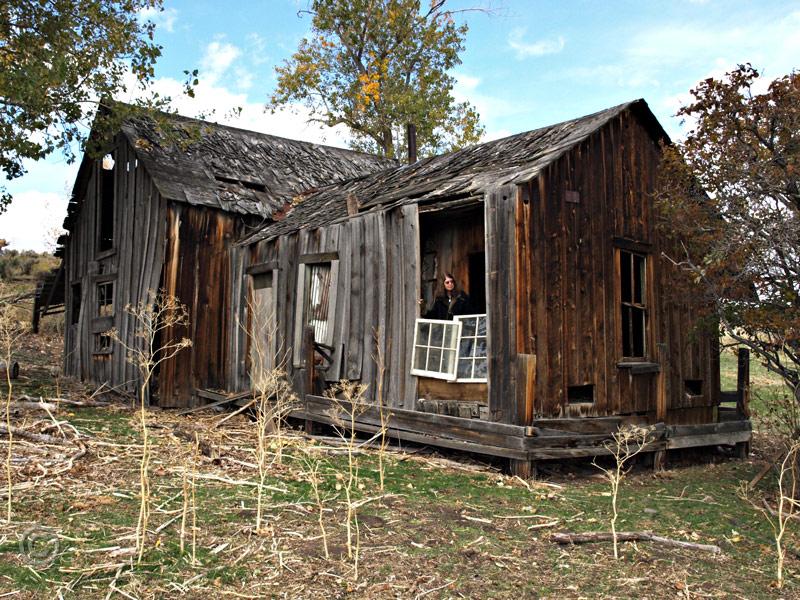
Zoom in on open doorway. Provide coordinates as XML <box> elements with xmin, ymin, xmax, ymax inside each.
<box><xmin>419</xmin><ymin>204</ymin><xmax>486</xmax><ymax>311</ymax></box>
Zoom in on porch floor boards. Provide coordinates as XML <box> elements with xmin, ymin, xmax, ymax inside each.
<box><xmin>295</xmin><ymin>394</ymin><xmax>752</xmax><ymax>461</ymax></box>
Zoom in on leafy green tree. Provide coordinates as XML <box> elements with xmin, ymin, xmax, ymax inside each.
<box><xmin>657</xmin><ymin>65</ymin><xmax>800</xmax><ymax>406</ymax></box>
<box><xmin>0</xmin><ymin>0</ymin><xmax>167</xmax><ymax>210</ymax></box>
<box><xmin>270</xmin><ymin>0</ymin><xmax>484</xmax><ymax>159</ymax></box>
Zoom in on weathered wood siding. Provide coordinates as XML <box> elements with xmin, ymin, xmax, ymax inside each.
<box><xmin>159</xmin><ymin>203</ymin><xmax>241</xmax><ymax>407</ymax></box>
<box><xmin>237</xmin><ymin>206</ymin><xmax>420</xmax><ymax>408</ymax></box>
<box><xmin>515</xmin><ymin>109</ymin><xmax>717</xmax><ymax>422</ymax></box>
<box><xmin>63</xmin><ymin>135</ymin><xmax>165</xmax><ymax>394</ymax></box>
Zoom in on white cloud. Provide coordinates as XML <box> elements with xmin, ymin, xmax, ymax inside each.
<box><xmin>507</xmin><ymin>28</ymin><xmax>565</xmax><ymax>59</ymax></box>
<box><xmin>201</xmin><ymin>40</ymin><xmax>243</xmax><ymax>85</ymax></box>
<box><xmin>138</xmin><ymin>7</ymin><xmax>177</xmax><ymax>33</ymax></box>
<box><xmin>0</xmin><ymin>190</ymin><xmax>68</xmax><ymax>253</ymax></box>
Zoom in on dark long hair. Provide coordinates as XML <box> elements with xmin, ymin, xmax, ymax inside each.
<box><xmin>441</xmin><ymin>272</ymin><xmax>459</xmax><ymax>296</ymax></box>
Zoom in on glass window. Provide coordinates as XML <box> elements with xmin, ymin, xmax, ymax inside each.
<box><xmin>410</xmin><ymin>319</ymin><xmax>461</xmax><ymax>380</ymax></box>
<box><xmin>453</xmin><ymin>314</ymin><xmax>488</xmax><ymax>382</ymax></box>
<box><xmin>620</xmin><ymin>250</ymin><xmax>646</xmax><ymax>358</ymax></box>
<box><xmin>97</xmin><ymin>281</ymin><xmax>114</xmax><ymax>317</ymax></box>
<box><xmin>411</xmin><ymin>314</ymin><xmax>488</xmax><ymax>383</ymax></box>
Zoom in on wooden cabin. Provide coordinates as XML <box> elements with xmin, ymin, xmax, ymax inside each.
<box><xmin>59</xmin><ymin>100</ymin><xmax>751</xmax><ymax>471</ymax></box>
<box><xmin>233</xmin><ymin>100</ymin><xmax>751</xmax><ymax>471</ymax></box>
<box><xmin>58</xmin><ymin>109</ymin><xmax>392</xmax><ymax>406</ymax></box>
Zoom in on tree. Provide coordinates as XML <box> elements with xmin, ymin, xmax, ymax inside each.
<box><xmin>657</xmin><ymin>65</ymin><xmax>800</xmax><ymax>409</ymax></box>
<box><xmin>0</xmin><ymin>0</ymin><xmax>167</xmax><ymax>210</ymax></box>
<box><xmin>270</xmin><ymin>0</ymin><xmax>484</xmax><ymax>159</ymax></box>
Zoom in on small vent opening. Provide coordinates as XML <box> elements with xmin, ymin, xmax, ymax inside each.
<box><xmin>568</xmin><ymin>384</ymin><xmax>594</xmax><ymax>404</ymax></box>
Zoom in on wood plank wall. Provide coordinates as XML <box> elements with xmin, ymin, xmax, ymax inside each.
<box><xmin>235</xmin><ymin>206</ymin><xmax>420</xmax><ymax>410</ymax></box>
<box><xmin>159</xmin><ymin>203</ymin><xmax>239</xmax><ymax>407</ymax></box>
<box><xmin>515</xmin><ymin>109</ymin><xmax>717</xmax><ymax>423</ymax></box>
<box><xmin>63</xmin><ymin>135</ymin><xmax>166</xmax><ymax>396</ymax></box>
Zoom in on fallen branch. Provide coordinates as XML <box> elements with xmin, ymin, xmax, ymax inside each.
<box><xmin>13</xmin><ymin>400</ymin><xmax>58</xmax><ymax>412</ymax></box>
<box><xmin>0</xmin><ymin>423</ymin><xmax>68</xmax><ymax>445</ymax></box>
<box><xmin>551</xmin><ymin>531</ymin><xmax>721</xmax><ymax>554</ymax></box>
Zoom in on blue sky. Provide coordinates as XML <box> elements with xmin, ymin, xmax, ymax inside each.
<box><xmin>2</xmin><ymin>0</ymin><xmax>799</xmax><ymax>251</ymax></box>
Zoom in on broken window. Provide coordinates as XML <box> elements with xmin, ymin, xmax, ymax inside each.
<box><xmin>620</xmin><ymin>250</ymin><xmax>646</xmax><ymax>358</ymax></box>
<box><xmin>94</xmin><ymin>332</ymin><xmax>112</xmax><ymax>353</ymax></box>
<box><xmin>97</xmin><ymin>281</ymin><xmax>114</xmax><ymax>317</ymax></box>
<box><xmin>98</xmin><ymin>157</ymin><xmax>115</xmax><ymax>253</ymax></box>
<box><xmin>411</xmin><ymin>314</ymin><xmax>488</xmax><ymax>382</ymax></box>
<box><xmin>293</xmin><ymin>256</ymin><xmax>339</xmax><ymax>367</ymax></box>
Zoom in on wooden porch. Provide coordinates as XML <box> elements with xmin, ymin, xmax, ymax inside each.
<box><xmin>294</xmin><ymin>394</ymin><xmax>752</xmax><ymax>465</ymax></box>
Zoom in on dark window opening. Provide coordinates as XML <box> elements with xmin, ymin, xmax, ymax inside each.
<box><xmin>685</xmin><ymin>379</ymin><xmax>703</xmax><ymax>396</ymax></box>
<box><xmin>98</xmin><ymin>166</ymin><xmax>115</xmax><ymax>252</ymax></box>
<box><xmin>97</xmin><ymin>281</ymin><xmax>114</xmax><ymax>317</ymax></box>
<box><xmin>71</xmin><ymin>283</ymin><xmax>81</xmax><ymax>325</ymax></box>
<box><xmin>568</xmin><ymin>384</ymin><xmax>595</xmax><ymax>404</ymax></box>
<box><xmin>98</xmin><ymin>169</ymin><xmax>114</xmax><ymax>251</ymax></box>
<box><xmin>94</xmin><ymin>332</ymin><xmax>112</xmax><ymax>353</ymax></box>
<box><xmin>468</xmin><ymin>251</ymin><xmax>486</xmax><ymax>313</ymax></box>
<box><xmin>620</xmin><ymin>250</ymin><xmax>646</xmax><ymax>358</ymax></box>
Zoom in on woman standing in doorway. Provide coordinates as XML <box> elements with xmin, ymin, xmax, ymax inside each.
<box><xmin>421</xmin><ymin>273</ymin><xmax>472</xmax><ymax>320</ymax></box>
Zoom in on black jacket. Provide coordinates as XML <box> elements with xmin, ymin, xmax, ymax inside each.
<box><xmin>425</xmin><ymin>292</ymin><xmax>472</xmax><ymax>320</ymax></box>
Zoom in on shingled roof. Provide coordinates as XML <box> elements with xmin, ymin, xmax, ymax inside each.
<box><xmin>243</xmin><ymin>99</ymin><xmax>668</xmax><ymax>244</ymax></box>
<box><xmin>121</xmin><ymin>110</ymin><xmax>395</xmax><ymax>218</ymax></box>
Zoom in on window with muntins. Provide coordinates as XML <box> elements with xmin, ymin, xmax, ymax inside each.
<box><xmin>97</xmin><ymin>281</ymin><xmax>114</xmax><ymax>317</ymax></box>
<box><xmin>454</xmin><ymin>314</ymin><xmax>488</xmax><ymax>381</ymax></box>
<box><xmin>620</xmin><ymin>250</ymin><xmax>646</xmax><ymax>358</ymax></box>
<box><xmin>411</xmin><ymin>314</ymin><xmax>488</xmax><ymax>382</ymax></box>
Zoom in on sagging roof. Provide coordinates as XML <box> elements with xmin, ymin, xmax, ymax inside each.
<box><xmin>243</xmin><ymin>99</ymin><xmax>668</xmax><ymax>245</ymax></box>
<box><xmin>120</xmin><ymin>111</ymin><xmax>395</xmax><ymax>218</ymax></box>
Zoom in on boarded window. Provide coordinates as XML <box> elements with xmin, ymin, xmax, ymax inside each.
<box><xmin>620</xmin><ymin>250</ymin><xmax>646</xmax><ymax>358</ymax></box>
<box><xmin>97</xmin><ymin>281</ymin><xmax>114</xmax><ymax>317</ymax></box>
<box><xmin>249</xmin><ymin>271</ymin><xmax>276</xmax><ymax>384</ymax></box>
<box><xmin>454</xmin><ymin>314</ymin><xmax>488</xmax><ymax>382</ymax></box>
<box><xmin>98</xmin><ymin>164</ymin><xmax>115</xmax><ymax>252</ymax></box>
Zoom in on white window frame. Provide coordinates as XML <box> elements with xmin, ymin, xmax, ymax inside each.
<box><xmin>410</xmin><ymin>313</ymin><xmax>488</xmax><ymax>383</ymax></box>
<box><xmin>452</xmin><ymin>314</ymin><xmax>488</xmax><ymax>383</ymax></box>
<box><xmin>410</xmin><ymin>318</ymin><xmax>462</xmax><ymax>380</ymax></box>
<box><xmin>293</xmin><ymin>257</ymin><xmax>339</xmax><ymax>367</ymax></box>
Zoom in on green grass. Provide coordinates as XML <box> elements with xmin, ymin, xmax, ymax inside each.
<box><xmin>1</xmin><ymin>323</ymin><xmax>798</xmax><ymax>597</ymax></box>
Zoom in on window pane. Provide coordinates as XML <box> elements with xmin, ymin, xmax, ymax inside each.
<box><xmin>414</xmin><ymin>346</ymin><xmax>428</xmax><ymax>371</ymax></box>
<box><xmin>633</xmin><ymin>307</ymin><xmax>646</xmax><ymax>357</ymax></box>
<box><xmin>442</xmin><ymin>350</ymin><xmax>457</xmax><ymax>374</ymax></box>
<box><xmin>428</xmin><ymin>348</ymin><xmax>442</xmax><ymax>371</ymax></box>
<box><xmin>476</xmin><ymin>316</ymin><xmax>487</xmax><ymax>336</ymax></box>
<box><xmin>459</xmin><ymin>337</ymin><xmax>474</xmax><ymax>357</ymax></box>
<box><xmin>418</xmin><ymin>322</ymin><xmax>430</xmax><ymax>344</ymax></box>
<box><xmin>474</xmin><ymin>357</ymin><xmax>488</xmax><ymax>378</ymax></box>
<box><xmin>457</xmin><ymin>358</ymin><xmax>473</xmax><ymax>379</ymax></box>
<box><xmin>633</xmin><ymin>255</ymin><xmax>644</xmax><ymax>304</ymax></box>
<box><xmin>475</xmin><ymin>339</ymin><xmax>487</xmax><ymax>358</ymax></box>
<box><xmin>620</xmin><ymin>250</ymin><xmax>632</xmax><ymax>302</ymax></box>
<box><xmin>430</xmin><ymin>323</ymin><xmax>444</xmax><ymax>347</ymax></box>
<box><xmin>461</xmin><ymin>317</ymin><xmax>476</xmax><ymax>337</ymax></box>
<box><xmin>622</xmin><ymin>305</ymin><xmax>632</xmax><ymax>357</ymax></box>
